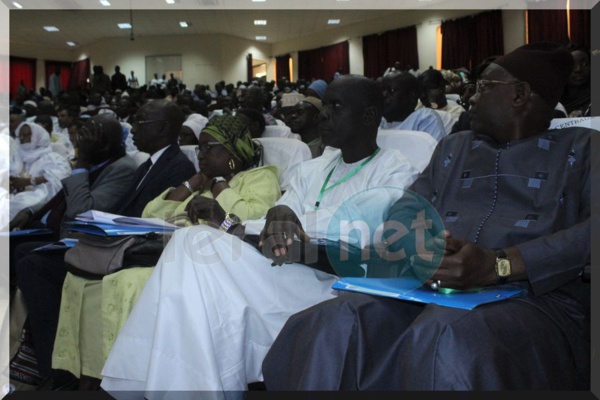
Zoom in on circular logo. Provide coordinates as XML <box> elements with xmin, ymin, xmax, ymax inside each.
<box><xmin>325</xmin><ymin>186</ymin><xmax>445</xmax><ymax>287</ymax></box>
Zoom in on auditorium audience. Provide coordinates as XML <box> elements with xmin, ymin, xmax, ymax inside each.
<box><xmin>263</xmin><ymin>42</ymin><xmax>592</xmax><ymax>392</ymax></box>
<box><xmin>11</xmin><ymin>101</ymin><xmax>196</xmax><ymax>389</ymax></box>
<box><xmin>98</xmin><ymin>75</ymin><xmax>419</xmax><ymax>396</ymax></box>
<box><xmin>52</xmin><ymin>114</ymin><xmax>281</xmax><ymax>390</ymax></box>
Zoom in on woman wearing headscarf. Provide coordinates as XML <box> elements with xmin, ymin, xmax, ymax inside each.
<box><xmin>9</xmin><ymin>122</ymin><xmax>71</xmax><ymax>221</ymax></box>
<box><xmin>178</xmin><ymin>113</ymin><xmax>209</xmax><ymax>146</ymax></box>
<box><xmin>52</xmin><ymin>115</ymin><xmax>281</xmax><ymax>389</ymax></box>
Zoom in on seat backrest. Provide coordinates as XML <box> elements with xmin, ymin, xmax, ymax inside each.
<box><xmin>180</xmin><ymin>145</ymin><xmax>200</xmax><ymax>172</ymax></box>
<box><xmin>377</xmin><ymin>129</ymin><xmax>438</xmax><ymax>173</ymax></box>
<box><xmin>255</xmin><ymin>137</ymin><xmax>312</xmax><ymax>192</ymax></box>
<box><xmin>262</xmin><ymin>125</ymin><xmax>301</xmax><ymax>141</ymax></box>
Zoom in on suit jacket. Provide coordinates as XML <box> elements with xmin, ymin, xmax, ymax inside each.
<box><xmin>30</xmin><ymin>155</ymin><xmax>139</xmax><ymax>232</ymax></box>
<box><xmin>117</xmin><ymin>144</ymin><xmax>196</xmax><ymax>217</ymax></box>
<box><xmin>62</xmin><ymin>155</ymin><xmax>139</xmax><ymax>219</ymax></box>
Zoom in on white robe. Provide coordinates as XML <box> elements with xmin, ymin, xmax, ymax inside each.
<box><xmin>101</xmin><ymin>148</ymin><xmax>419</xmax><ymax>398</ymax></box>
<box><xmin>9</xmin><ymin>151</ymin><xmax>71</xmax><ymax>220</ymax></box>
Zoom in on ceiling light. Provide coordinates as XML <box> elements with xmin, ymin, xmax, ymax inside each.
<box><xmin>118</xmin><ymin>23</ymin><xmax>132</xmax><ymax>29</ymax></box>
<box><xmin>166</xmin><ymin>0</ymin><xmax>175</xmax><ymax>3</ymax></box>
<box><xmin>179</xmin><ymin>21</ymin><xmax>188</xmax><ymax>27</ymax></box>
<box><xmin>336</xmin><ymin>0</ymin><xmax>350</xmax><ymax>2</ymax></box>
<box><xmin>12</xmin><ymin>2</ymin><xmax>23</xmax><ymax>8</ymax></box>
<box><xmin>100</xmin><ymin>0</ymin><xmax>111</xmax><ymax>6</ymax></box>
<box><xmin>254</xmin><ymin>20</ymin><xmax>267</xmax><ymax>25</ymax></box>
<box><xmin>252</xmin><ymin>0</ymin><xmax>266</xmax><ymax>2</ymax></box>
<box><xmin>44</xmin><ymin>26</ymin><xmax>60</xmax><ymax>32</ymax></box>
<box><xmin>256</xmin><ymin>36</ymin><xmax>267</xmax><ymax>40</ymax></box>
<box><xmin>66</xmin><ymin>41</ymin><xmax>77</xmax><ymax>46</ymax></box>
<box><xmin>328</xmin><ymin>19</ymin><xmax>340</xmax><ymax>24</ymax></box>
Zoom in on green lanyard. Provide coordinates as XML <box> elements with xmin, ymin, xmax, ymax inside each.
<box><xmin>314</xmin><ymin>148</ymin><xmax>381</xmax><ymax>210</ymax></box>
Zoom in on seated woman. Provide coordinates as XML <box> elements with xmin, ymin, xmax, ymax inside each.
<box><xmin>178</xmin><ymin>113</ymin><xmax>209</xmax><ymax>146</ymax></box>
<box><xmin>51</xmin><ymin>115</ymin><xmax>281</xmax><ymax>389</ymax></box>
<box><xmin>9</xmin><ymin>121</ymin><xmax>71</xmax><ymax>222</ymax></box>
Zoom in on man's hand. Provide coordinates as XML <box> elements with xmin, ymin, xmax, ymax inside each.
<box><xmin>424</xmin><ymin>236</ymin><xmax>498</xmax><ymax>290</ymax></box>
<box><xmin>185</xmin><ymin>196</ymin><xmax>226</xmax><ymax>228</ymax></box>
<box><xmin>10</xmin><ymin>209</ymin><xmax>33</xmax><ymax>231</ymax></box>
<box><xmin>258</xmin><ymin>205</ymin><xmax>310</xmax><ymax>266</ymax></box>
<box><xmin>75</xmin><ymin>123</ymin><xmax>102</xmax><ymax>169</ymax></box>
<box><xmin>10</xmin><ymin>176</ymin><xmax>31</xmax><ymax>192</ymax></box>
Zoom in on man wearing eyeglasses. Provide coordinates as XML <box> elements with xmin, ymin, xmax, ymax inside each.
<box><xmin>116</xmin><ymin>100</ymin><xmax>196</xmax><ymax>218</ymax></box>
<box><xmin>264</xmin><ymin>42</ymin><xmax>593</xmax><ymax>390</ymax></box>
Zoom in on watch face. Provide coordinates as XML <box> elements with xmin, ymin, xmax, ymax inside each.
<box><xmin>497</xmin><ymin>259</ymin><xmax>511</xmax><ymax>277</ymax></box>
<box><xmin>228</xmin><ymin>214</ymin><xmax>242</xmax><ymax>224</ymax></box>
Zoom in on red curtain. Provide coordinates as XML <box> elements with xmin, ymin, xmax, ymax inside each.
<box><xmin>569</xmin><ymin>9</ymin><xmax>590</xmax><ymax>48</ymax></box>
<box><xmin>472</xmin><ymin>10</ymin><xmax>504</xmax><ymax>67</ymax></box>
<box><xmin>363</xmin><ymin>26</ymin><xmax>419</xmax><ymax>79</ymax></box>
<box><xmin>10</xmin><ymin>56</ymin><xmax>36</xmax><ymax>101</ymax></box>
<box><xmin>298</xmin><ymin>41</ymin><xmax>349</xmax><ymax>82</ymax></box>
<box><xmin>275</xmin><ymin>54</ymin><xmax>291</xmax><ymax>84</ymax></box>
<box><xmin>527</xmin><ymin>9</ymin><xmax>569</xmax><ymax>46</ymax></box>
<box><xmin>45</xmin><ymin>60</ymin><xmax>72</xmax><ymax>95</ymax></box>
<box><xmin>441</xmin><ymin>16</ymin><xmax>474</xmax><ymax>70</ymax></box>
<box><xmin>442</xmin><ymin>10</ymin><xmax>504</xmax><ymax>71</ymax></box>
<box><xmin>68</xmin><ymin>58</ymin><xmax>90</xmax><ymax>94</ymax></box>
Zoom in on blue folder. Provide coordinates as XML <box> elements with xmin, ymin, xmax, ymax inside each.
<box><xmin>332</xmin><ymin>277</ymin><xmax>527</xmax><ymax>310</ymax></box>
<box><xmin>63</xmin><ymin>221</ymin><xmax>176</xmax><ymax>236</ymax></box>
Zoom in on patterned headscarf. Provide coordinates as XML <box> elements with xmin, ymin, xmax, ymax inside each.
<box><xmin>202</xmin><ymin>115</ymin><xmax>258</xmax><ymax>169</ymax></box>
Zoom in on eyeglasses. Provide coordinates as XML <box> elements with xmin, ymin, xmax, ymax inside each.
<box><xmin>132</xmin><ymin>120</ymin><xmax>167</xmax><ymax>130</ymax></box>
<box><xmin>475</xmin><ymin>79</ymin><xmax>524</xmax><ymax>94</ymax></box>
<box><xmin>195</xmin><ymin>142</ymin><xmax>223</xmax><ymax>156</ymax></box>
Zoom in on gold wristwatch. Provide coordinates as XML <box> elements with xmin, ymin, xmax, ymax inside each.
<box><xmin>219</xmin><ymin>213</ymin><xmax>241</xmax><ymax>232</ymax></box>
<box><xmin>494</xmin><ymin>249</ymin><xmax>511</xmax><ymax>284</ymax></box>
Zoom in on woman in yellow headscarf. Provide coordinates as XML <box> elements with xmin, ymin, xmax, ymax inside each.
<box><xmin>52</xmin><ymin>115</ymin><xmax>281</xmax><ymax>389</ymax></box>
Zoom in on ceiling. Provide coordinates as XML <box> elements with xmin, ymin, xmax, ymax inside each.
<box><xmin>7</xmin><ymin>0</ymin><xmax>597</xmax><ymax>49</ymax></box>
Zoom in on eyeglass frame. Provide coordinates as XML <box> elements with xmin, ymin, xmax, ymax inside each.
<box><xmin>195</xmin><ymin>141</ymin><xmax>224</xmax><ymax>157</ymax></box>
<box><xmin>475</xmin><ymin>79</ymin><xmax>526</xmax><ymax>95</ymax></box>
<box><xmin>132</xmin><ymin>119</ymin><xmax>168</xmax><ymax>130</ymax></box>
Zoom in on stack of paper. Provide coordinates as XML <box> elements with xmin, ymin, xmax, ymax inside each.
<box><xmin>64</xmin><ymin>210</ymin><xmax>179</xmax><ymax>236</ymax></box>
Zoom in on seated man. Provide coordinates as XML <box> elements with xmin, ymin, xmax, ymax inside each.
<box><xmin>263</xmin><ymin>43</ymin><xmax>592</xmax><ymax>390</ymax></box>
<box><xmin>379</xmin><ymin>71</ymin><xmax>446</xmax><ymax>141</ymax></box>
<box><xmin>100</xmin><ymin>75</ymin><xmax>420</xmax><ymax>396</ymax></box>
<box><xmin>416</xmin><ymin>68</ymin><xmax>466</xmax><ymax>135</ymax></box>
<box><xmin>287</xmin><ymin>96</ymin><xmax>326</xmax><ymax>158</ymax></box>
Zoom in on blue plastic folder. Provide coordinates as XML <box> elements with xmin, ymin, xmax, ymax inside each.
<box><xmin>3</xmin><ymin>228</ymin><xmax>55</xmax><ymax>237</ymax></box>
<box><xmin>63</xmin><ymin>221</ymin><xmax>177</xmax><ymax>236</ymax></box>
<box><xmin>331</xmin><ymin>277</ymin><xmax>527</xmax><ymax>310</ymax></box>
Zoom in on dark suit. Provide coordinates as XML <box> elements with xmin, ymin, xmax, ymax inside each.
<box><xmin>15</xmin><ymin>144</ymin><xmax>195</xmax><ymax>378</ymax></box>
<box><xmin>117</xmin><ymin>144</ymin><xmax>196</xmax><ymax>217</ymax></box>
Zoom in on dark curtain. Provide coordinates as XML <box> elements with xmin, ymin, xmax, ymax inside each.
<box><xmin>527</xmin><ymin>9</ymin><xmax>569</xmax><ymax>46</ymax></box>
<box><xmin>68</xmin><ymin>58</ymin><xmax>90</xmax><ymax>94</ymax></box>
<box><xmin>275</xmin><ymin>54</ymin><xmax>291</xmax><ymax>83</ymax></box>
<box><xmin>246</xmin><ymin>54</ymin><xmax>253</xmax><ymax>83</ymax></box>
<box><xmin>569</xmin><ymin>9</ymin><xmax>590</xmax><ymax>48</ymax></box>
<box><xmin>441</xmin><ymin>16</ymin><xmax>474</xmax><ymax>70</ymax></box>
<box><xmin>472</xmin><ymin>10</ymin><xmax>504</xmax><ymax>67</ymax></box>
<box><xmin>442</xmin><ymin>10</ymin><xmax>504</xmax><ymax>71</ymax></box>
<box><xmin>45</xmin><ymin>60</ymin><xmax>72</xmax><ymax>94</ymax></box>
<box><xmin>10</xmin><ymin>56</ymin><xmax>36</xmax><ymax>101</ymax></box>
<box><xmin>362</xmin><ymin>26</ymin><xmax>419</xmax><ymax>79</ymax></box>
<box><xmin>386</xmin><ymin>26</ymin><xmax>419</xmax><ymax>72</ymax></box>
<box><xmin>298</xmin><ymin>41</ymin><xmax>349</xmax><ymax>82</ymax></box>
<box><xmin>362</xmin><ymin>34</ymin><xmax>385</xmax><ymax>79</ymax></box>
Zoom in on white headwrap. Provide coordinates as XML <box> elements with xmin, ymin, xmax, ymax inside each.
<box><xmin>183</xmin><ymin>113</ymin><xmax>209</xmax><ymax>140</ymax></box>
<box><xmin>16</xmin><ymin>121</ymin><xmax>52</xmax><ymax>165</ymax></box>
